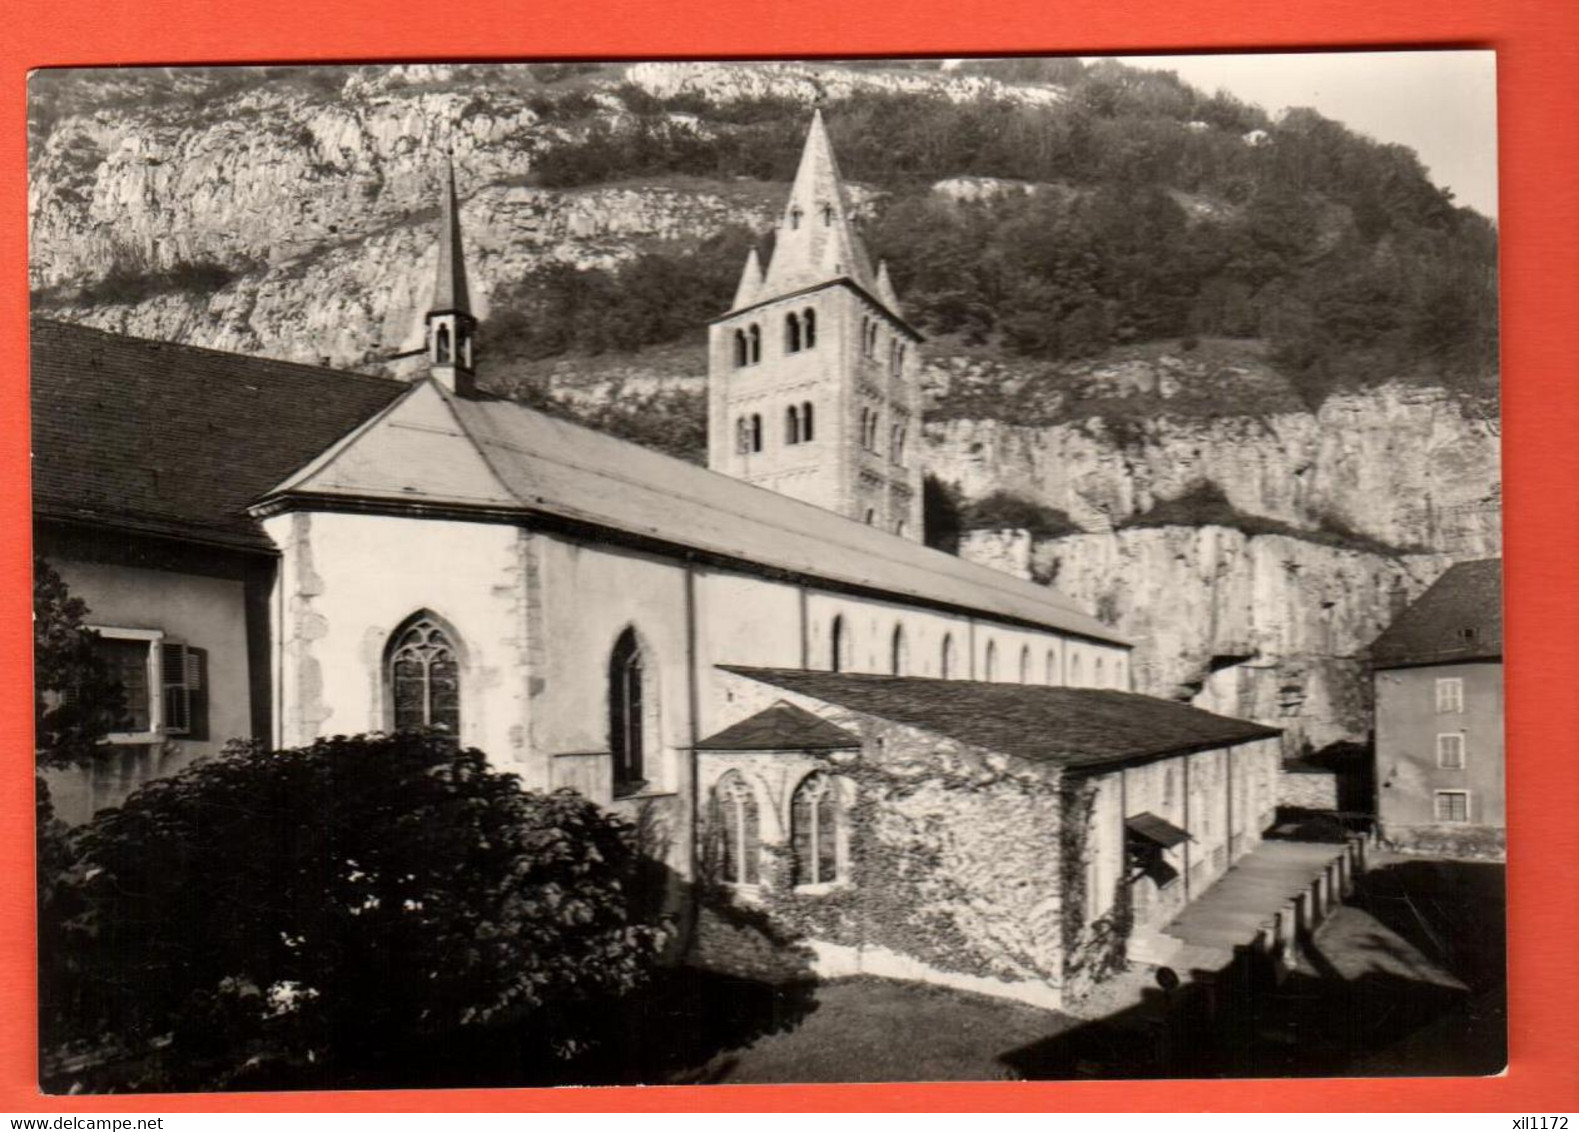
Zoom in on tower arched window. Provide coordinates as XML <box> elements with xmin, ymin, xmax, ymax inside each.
<box><xmin>863</xmin><ymin>508</ymin><xmax>876</xmax><ymax>525</ymax></box>
<box><xmin>985</xmin><ymin>640</ymin><xmax>998</xmax><ymax>682</ymax></box>
<box><xmin>389</xmin><ymin>612</ymin><xmax>461</xmax><ymax>733</ymax></box>
<box><xmin>940</xmin><ymin>634</ymin><xmax>956</xmax><ymax>679</ymax></box>
<box><xmin>733</xmin><ymin>329</ymin><xmax>748</xmax><ymax>368</ymax></box>
<box><xmin>748</xmin><ymin>324</ymin><xmax>762</xmax><ymax>365</ymax></box>
<box><xmin>789</xmin><ymin>206</ymin><xmax>803</xmax><ymax>230</ymax></box>
<box><xmin>830</xmin><ymin>615</ymin><xmax>848</xmax><ymax>673</ymax></box>
<box><xmin>891</xmin><ymin>624</ymin><xmax>908</xmax><ymax>676</ymax></box>
<box><xmin>786</xmin><ymin>404</ymin><xmax>801</xmax><ymax>445</ymax></box>
<box><xmin>736</xmin><ymin>416</ymin><xmax>752</xmax><ymax>454</ymax></box>
<box><xmin>792</xmin><ymin>772</ymin><xmax>843</xmax><ymax>886</ymax></box>
<box><xmin>712</xmin><ymin>771</ymin><xmax>761</xmax><ymax>886</ymax></box>
<box><xmin>750</xmin><ymin>413</ymin><xmax>763</xmax><ymax>453</ymax></box>
<box><xmin>821</xmin><ymin>204</ymin><xmax>834</xmax><ymax>226</ymax></box>
<box><xmin>434</xmin><ymin>324</ymin><xmax>452</xmax><ymax>364</ymax></box>
<box><xmin>1019</xmin><ymin>645</ymin><xmax>1032</xmax><ymax>684</ymax></box>
<box><xmin>609</xmin><ymin>627</ymin><xmax>648</xmax><ymax>794</ymax></box>
<box><xmin>785</xmin><ymin>312</ymin><xmax>802</xmax><ymax>354</ymax></box>
<box><xmin>803</xmin><ymin>309</ymin><xmax>816</xmax><ymax>348</ymax></box>
<box><xmin>801</xmin><ymin>401</ymin><xmax>814</xmax><ymax>441</ymax></box>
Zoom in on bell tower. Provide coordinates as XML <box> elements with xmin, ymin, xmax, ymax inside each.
<box><xmin>707</xmin><ymin>110</ymin><xmax>924</xmax><ymax>541</ymax></box>
<box><xmin>425</xmin><ymin>154</ymin><xmax>478</xmax><ymax>397</ymax></box>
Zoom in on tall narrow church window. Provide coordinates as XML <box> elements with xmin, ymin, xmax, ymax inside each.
<box><xmin>792</xmin><ymin>772</ymin><xmax>842</xmax><ymax>886</ymax></box>
<box><xmin>712</xmin><ymin>772</ymin><xmax>761</xmax><ymax>886</ymax></box>
<box><xmin>984</xmin><ymin>640</ymin><xmax>998</xmax><ymax>682</ymax></box>
<box><xmin>801</xmin><ymin>401</ymin><xmax>814</xmax><ymax>441</ymax></box>
<box><xmin>749</xmin><ymin>324</ymin><xmax>762</xmax><ymax>364</ymax></box>
<box><xmin>1095</xmin><ymin>657</ymin><xmax>1105</xmax><ymax>687</ymax></box>
<box><xmin>940</xmin><ymin>634</ymin><xmax>956</xmax><ymax>679</ymax></box>
<box><xmin>609</xmin><ymin>628</ymin><xmax>647</xmax><ymax>793</ymax></box>
<box><xmin>863</xmin><ymin>508</ymin><xmax>875</xmax><ymax>525</ymax></box>
<box><xmin>891</xmin><ymin>624</ymin><xmax>908</xmax><ymax>676</ymax></box>
<box><xmin>736</xmin><ymin>417</ymin><xmax>752</xmax><ymax>454</ymax></box>
<box><xmin>1046</xmin><ymin>649</ymin><xmax>1058</xmax><ymax>685</ymax></box>
<box><xmin>1019</xmin><ymin>645</ymin><xmax>1032</xmax><ymax>684</ymax></box>
<box><xmin>803</xmin><ymin>309</ymin><xmax>816</xmax><ymax>348</ymax></box>
<box><xmin>389</xmin><ymin>613</ymin><xmax>461</xmax><ymax>733</ymax></box>
<box><xmin>733</xmin><ymin>329</ymin><xmax>748</xmax><ymax>368</ymax></box>
<box><xmin>750</xmin><ymin>413</ymin><xmax>763</xmax><ymax>453</ymax></box>
<box><xmin>1070</xmin><ymin>654</ymin><xmax>1083</xmax><ymax>687</ymax></box>
<box><xmin>435</xmin><ymin>324</ymin><xmax>452</xmax><ymax>364</ymax></box>
<box><xmin>830</xmin><ymin>615</ymin><xmax>846</xmax><ymax>673</ymax></box>
<box><xmin>785</xmin><ymin>405</ymin><xmax>800</xmax><ymax>444</ymax></box>
<box><xmin>785</xmin><ymin>312</ymin><xmax>802</xmax><ymax>354</ymax></box>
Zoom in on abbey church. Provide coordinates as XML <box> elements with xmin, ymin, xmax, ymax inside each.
<box><xmin>33</xmin><ymin>112</ymin><xmax>1283</xmax><ymax>1008</ymax></box>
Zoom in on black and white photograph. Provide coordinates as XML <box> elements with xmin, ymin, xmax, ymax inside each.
<box><xmin>28</xmin><ymin>53</ymin><xmax>1504</xmax><ymax>1093</ymax></box>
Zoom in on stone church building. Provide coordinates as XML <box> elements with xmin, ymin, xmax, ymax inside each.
<box><xmin>34</xmin><ymin>113</ymin><xmax>1281</xmax><ymax>1008</ymax></box>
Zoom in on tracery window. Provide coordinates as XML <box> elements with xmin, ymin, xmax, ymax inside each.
<box><xmin>712</xmin><ymin>772</ymin><xmax>761</xmax><ymax>886</ymax></box>
<box><xmin>792</xmin><ymin>772</ymin><xmax>843</xmax><ymax>886</ymax></box>
<box><xmin>389</xmin><ymin>614</ymin><xmax>460</xmax><ymax>733</ymax></box>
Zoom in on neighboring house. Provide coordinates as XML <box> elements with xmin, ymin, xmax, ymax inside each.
<box><xmin>31</xmin><ymin>113</ymin><xmax>1286</xmax><ymax>1006</ymax></box>
<box><xmin>1372</xmin><ymin>558</ymin><xmax>1504</xmax><ymax>856</ymax></box>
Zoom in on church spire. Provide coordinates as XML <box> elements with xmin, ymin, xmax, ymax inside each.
<box><xmin>733</xmin><ymin>245</ymin><xmax>765</xmax><ymax>309</ymax></box>
<box><xmin>425</xmin><ymin>152</ymin><xmax>478</xmax><ymax>396</ymax></box>
<box><xmin>751</xmin><ymin>109</ymin><xmax>879</xmax><ymax>304</ymax></box>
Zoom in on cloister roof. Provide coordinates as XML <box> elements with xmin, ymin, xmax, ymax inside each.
<box><xmin>1370</xmin><ymin>559</ymin><xmax>1503</xmax><ymax>669</ymax></box>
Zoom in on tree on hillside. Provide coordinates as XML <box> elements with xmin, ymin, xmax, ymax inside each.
<box><xmin>43</xmin><ymin>732</ymin><xmax>664</xmax><ymax>1091</ymax></box>
<box><xmin>34</xmin><ymin>554</ymin><xmax>127</xmax><ymax>768</ymax></box>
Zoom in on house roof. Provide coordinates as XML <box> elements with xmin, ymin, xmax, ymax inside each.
<box><xmin>1371</xmin><ymin>559</ymin><xmax>1503</xmax><ymax>669</ymax></box>
<box><xmin>718</xmin><ymin>667</ymin><xmax>1280</xmax><ymax>771</ymax></box>
<box><xmin>262</xmin><ymin>380</ymin><xmax>1128</xmax><ymax>644</ymax></box>
<box><xmin>1127</xmin><ymin>812</ymin><xmax>1192</xmax><ymax>849</ymax></box>
<box><xmin>32</xmin><ymin>319</ymin><xmax>406</xmax><ymax>549</ymax></box>
<box><xmin>696</xmin><ymin>700</ymin><xmax>862</xmax><ymax>751</ymax></box>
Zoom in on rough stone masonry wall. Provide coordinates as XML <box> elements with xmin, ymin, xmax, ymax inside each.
<box><xmin>691</xmin><ymin>675</ymin><xmax>1069</xmax><ymax>1006</ymax></box>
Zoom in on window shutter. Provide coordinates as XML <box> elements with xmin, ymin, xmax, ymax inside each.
<box><xmin>161</xmin><ymin>643</ymin><xmax>190</xmax><ymax>734</ymax></box>
<box><xmin>185</xmin><ymin>647</ymin><xmax>209</xmax><ymax>741</ymax></box>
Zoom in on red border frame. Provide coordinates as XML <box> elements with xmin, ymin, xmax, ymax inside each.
<box><xmin>4</xmin><ymin>0</ymin><xmax>1577</xmax><ymax>1113</ymax></box>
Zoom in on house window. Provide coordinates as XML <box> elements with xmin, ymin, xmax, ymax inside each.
<box><xmin>940</xmin><ymin>633</ymin><xmax>955</xmax><ymax>679</ymax></box>
<box><xmin>389</xmin><ymin>614</ymin><xmax>460</xmax><ymax>733</ymax></box>
<box><xmin>94</xmin><ymin>632</ymin><xmax>156</xmax><ymax>735</ymax></box>
<box><xmin>1437</xmin><ymin>733</ymin><xmax>1466</xmax><ymax>769</ymax></box>
<box><xmin>785</xmin><ymin>312</ymin><xmax>802</xmax><ymax>354</ymax></box>
<box><xmin>1435</xmin><ymin>677</ymin><xmax>1464</xmax><ymax>713</ymax></box>
<box><xmin>891</xmin><ymin>624</ymin><xmax>908</xmax><ymax>676</ymax></box>
<box><xmin>984</xmin><ymin>640</ymin><xmax>998</xmax><ymax>682</ymax></box>
<box><xmin>803</xmin><ymin>309</ymin><xmax>816</xmax><ymax>348</ymax></box>
<box><xmin>792</xmin><ymin>772</ymin><xmax>843</xmax><ymax>886</ymax></box>
<box><xmin>713</xmin><ymin>772</ymin><xmax>761</xmax><ymax>886</ymax></box>
<box><xmin>609</xmin><ymin>627</ymin><xmax>647</xmax><ymax>794</ymax></box>
<box><xmin>801</xmin><ymin>401</ymin><xmax>814</xmax><ymax>441</ymax></box>
<box><xmin>786</xmin><ymin>404</ymin><xmax>801</xmax><ymax>444</ymax></box>
<box><xmin>85</xmin><ymin>628</ymin><xmax>208</xmax><ymax>743</ymax></box>
<box><xmin>1434</xmin><ymin>790</ymin><xmax>1470</xmax><ymax>823</ymax></box>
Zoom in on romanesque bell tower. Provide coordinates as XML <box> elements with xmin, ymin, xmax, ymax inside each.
<box><xmin>707</xmin><ymin>111</ymin><xmax>925</xmax><ymax>541</ymax></box>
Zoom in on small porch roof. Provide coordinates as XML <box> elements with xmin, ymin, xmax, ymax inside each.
<box><xmin>1126</xmin><ymin>812</ymin><xmax>1193</xmax><ymax>850</ymax></box>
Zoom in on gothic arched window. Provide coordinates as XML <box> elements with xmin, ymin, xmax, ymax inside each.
<box><xmin>785</xmin><ymin>312</ymin><xmax>802</xmax><ymax>354</ymax></box>
<box><xmin>803</xmin><ymin>309</ymin><xmax>817</xmax><ymax>348</ymax></box>
<box><xmin>389</xmin><ymin>613</ymin><xmax>461</xmax><ymax>733</ymax></box>
<box><xmin>792</xmin><ymin>772</ymin><xmax>842</xmax><ymax>886</ymax></box>
<box><xmin>748</xmin><ymin>324</ymin><xmax>762</xmax><ymax>364</ymax></box>
<box><xmin>940</xmin><ymin>634</ymin><xmax>956</xmax><ymax>679</ymax></box>
<box><xmin>801</xmin><ymin>401</ymin><xmax>814</xmax><ymax>441</ymax></box>
<box><xmin>733</xmin><ymin>329</ymin><xmax>748</xmax><ymax>368</ymax></box>
<box><xmin>984</xmin><ymin>640</ymin><xmax>998</xmax><ymax>682</ymax></box>
<box><xmin>891</xmin><ymin>624</ymin><xmax>908</xmax><ymax>676</ymax></box>
<box><xmin>830</xmin><ymin>615</ymin><xmax>847</xmax><ymax>673</ymax></box>
<box><xmin>434</xmin><ymin>324</ymin><xmax>452</xmax><ymax>364</ymax></box>
<box><xmin>786</xmin><ymin>404</ymin><xmax>801</xmax><ymax>445</ymax></box>
<box><xmin>750</xmin><ymin>413</ymin><xmax>763</xmax><ymax>453</ymax></box>
<box><xmin>713</xmin><ymin>771</ymin><xmax>761</xmax><ymax>886</ymax></box>
<box><xmin>1019</xmin><ymin>645</ymin><xmax>1032</xmax><ymax>684</ymax></box>
<box><xmin>863</xmin><ymin>508</ymin><xmax>876</xmax><ymax>525</ymax></box>
<box><xmin>609</xmin><ymin>628</ymin><xmax>647</xmax><ymax>793</ymax></box>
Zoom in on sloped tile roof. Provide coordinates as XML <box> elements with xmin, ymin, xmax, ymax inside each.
<box><xmin>1127</xmin><ymin>812</ymin><xmax>1192</xmax><ymax>848</ymax></box>
<box><xmin>696</xmin><ymin>700</ymin><xmax>862</xmax><ymax>751</ymax></box>
<box><xmin>1371</xmin><ymin>559</ymin><xmax>1503</xmax><ymax>669</ymax></box>
<box><xmin>31</xmin><ymin>319</ymin><xmax>404</xmax><ymax>548</ymax></box>
<box><xmin>719</xmin><ymin>667</ymin><xmax>1280</xmax><ymax>771</ymax></box>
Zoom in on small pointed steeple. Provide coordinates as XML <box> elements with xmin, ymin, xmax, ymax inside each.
<box><xmin>732</xmin><ymin>246</ymin><xmax>764</xmax><ymax>309</ymax></box>
<box><xmin>754</xmin><ymin>109</ymin><xmax>877</xmax><ymax>301</ymax></box>
<box><xmin>425</xmin><ymin>151</ymin><xmax>478</xmax><ymax>397</ymax></box>
<box><xmin>875</xmin><ymin>259</ymin><xmax>902</xmax><ymax>315</ymax></box>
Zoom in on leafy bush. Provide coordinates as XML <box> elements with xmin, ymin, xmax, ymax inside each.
<box><xmin>43</xmin><ymin>733</ymin><xmax>663</xmax><ymax>1090</ymax></box>
<box><xmin>1120</xmin><ymin>481</ymin><xmax>1424</xmax><ymax>555</ymax></box>
<box><xmin>961</xmin><ymin>491</ymin><xmax>1081</xmax><ymax>539</ymax></box>
<box><xmin>33</xmin><ymin>555</ymin><xmax>127</xmax><ymax>767</ymax></box>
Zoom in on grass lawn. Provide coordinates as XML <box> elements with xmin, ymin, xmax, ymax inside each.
<box><xmin>670</xmin><ymin>976</ymin><xmax>1079</xmax><ymax>1085</ymax></box>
